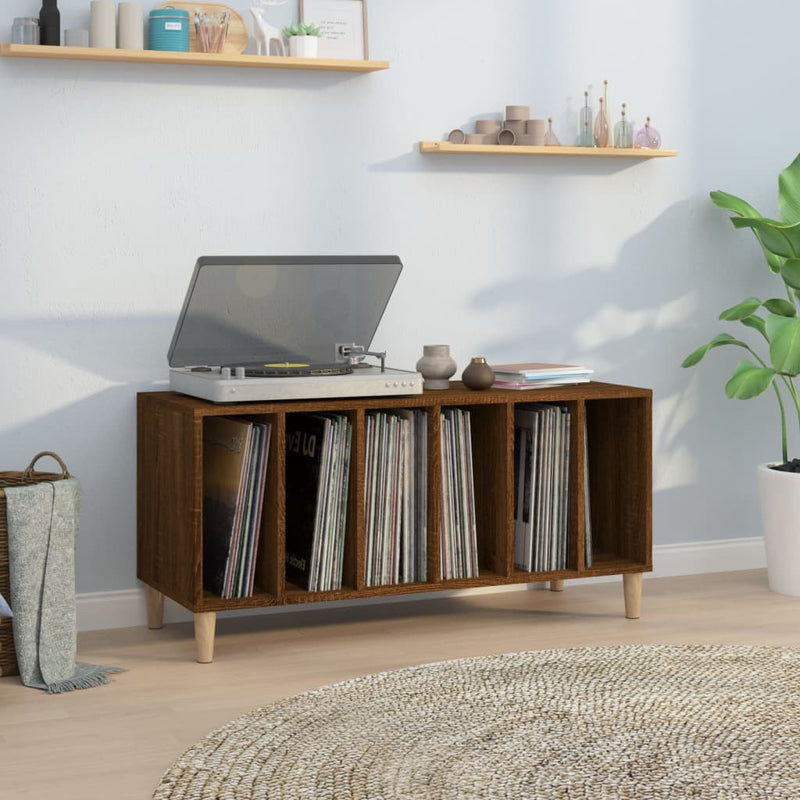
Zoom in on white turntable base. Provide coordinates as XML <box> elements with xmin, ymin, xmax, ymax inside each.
<box><xmin>170</xmin><ymin>365</ymin><xmax>423</xmax><ymax>403</ymax></box>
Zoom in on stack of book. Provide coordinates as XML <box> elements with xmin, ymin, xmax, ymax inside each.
<box><xmin>440</xmin><ymin>407</ymin><xmax>479</xmax><ymax>580</ymax></box>
<box><xmin>492</xmin><ymin>362</ymin><xmax>593</xmax><ymax>390</ymax></box>
<box><xmin>364</xmin><ymin>409</ymin><xmax>428</xmax><ymax>587</ymax></box>
<box><xmin>202</xmin><ymin>416</ymin><xmax>272</xmax><ymax>599</ymax></box>
<box><xmin>513</xmin><ymin>403</ymin><xmax>571</xmax><ymax>572</ymax></box>
<box><xmin>285</xmin><ymin>413</ymin><xmax>352</xmax><ymax>592</ymax></box>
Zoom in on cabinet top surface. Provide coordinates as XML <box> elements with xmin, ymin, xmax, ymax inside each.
<box><xmin>138</xmin><ymin>381</ymin><xmax>652</xmax><ymax>415</ymax></box>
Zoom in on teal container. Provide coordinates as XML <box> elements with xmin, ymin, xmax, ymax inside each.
<box><xmin>149</xmin><ymin>8</ymin><xmax>190</xmax><ymax>52</ymax></box>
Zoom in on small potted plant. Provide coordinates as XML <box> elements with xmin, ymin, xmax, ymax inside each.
<box><xmin>281</xmin><ymin>22</ymin><xmax>322</xmax><ymax>58</ymax></box>
<box><xmin>682</xmin><ymin>153</ymin><xmax>800</xmax><ymax>596</ymax></box>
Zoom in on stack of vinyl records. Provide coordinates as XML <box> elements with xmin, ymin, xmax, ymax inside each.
<box><xmin>364</xmin><ymin>409</ymin><xmax>428</xmax><ymax>586</ymax></box>
<box><xmin>513</xmin><ymin>403</ymin><xmax>571</xmax><ymax>572</ymax></box>
<box><xmin>285</xmin><ymin>413</ymin><xmax>352</xmax><ymax>592</ymax></box>
<box><xmin>439</xmin><ymin>407</ymin><xmax>479</xmax><ymax>580</ymax></box>
<box><xmin>202</xmin><ymin>417</ymin><xmax>272</xmax><ymax>599</ymax></box>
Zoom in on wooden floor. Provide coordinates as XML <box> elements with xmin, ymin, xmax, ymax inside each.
<box><xmin>2</xmin><ymin>569</ymin><xmax>799</xmax><ymax>800</ymax></box>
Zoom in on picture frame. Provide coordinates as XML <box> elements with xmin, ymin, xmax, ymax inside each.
<box><xmin>300</xmin><ymin>0</ymin><xmax>368</xmax><ymax>60</ymax></box>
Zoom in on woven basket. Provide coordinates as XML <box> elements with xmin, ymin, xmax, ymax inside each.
<box><xmin>0</xmin><ymin>451</ymin><xmax>71</xmax><ymax>677</ymax></box>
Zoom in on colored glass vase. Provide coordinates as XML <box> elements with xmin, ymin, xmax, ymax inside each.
<box><xmin>614</xmin><ymin>103</ymin><xmax>633</xmax><ymax>148</ymax></box>
<box><xmin>544</xmin><ymin>117</ymin><xmax>561</xmax><ymax>146</ymax></box>
<box><xmin>634</xmin><ymin>117</ymin><xmax>662</xmax><ymax>149</ymax></box>
<box><xmin>578</xmin><ymin>91</ymin><xmax>594</xmax><ymax>146</ymax></box>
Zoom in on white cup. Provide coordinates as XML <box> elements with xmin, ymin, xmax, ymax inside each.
<box><xmin>90</xmin><ymin>0</ymin><xmax>117</xmax><ymax>49</ymax></box>
<box><xmin>117</xmin><ymin>2</ymin><xmax>143</xmax><ymax>50</ymax></box>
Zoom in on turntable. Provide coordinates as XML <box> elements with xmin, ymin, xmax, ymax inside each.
<box><xmin>168</xmin><ymin>255</ymin><xmax>423</xmax><ymax>403</ymax></box>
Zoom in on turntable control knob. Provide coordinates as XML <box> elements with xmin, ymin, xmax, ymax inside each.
<box><xmin>221</xmin><ymin>367</ymin><xmax>232</xmax><ymax>379</ymax></box>
<box><xmin>235</xmin><ymin>366</ymin><xmax>246</xmax><ymax>379</ymax></box>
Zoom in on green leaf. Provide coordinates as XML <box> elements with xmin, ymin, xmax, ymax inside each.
<box><xmin>778</xmin><ymin>153</ymin><xmax>800</xmax><ymax>223</ymax></box>
<box><xmin>719</xmin><ymin>297</ymin><xmax>762</xmax><ymax>320</ymax></box>
<box><xmin>711</xmin><ymin>191</ymin><xmax>784</xmax><ymax>272</ymax></box>
<box><xmin>724</xmin><ymin>359</ymin><xmax>776</xmax><ymax>399</ymax></box>
<box><xmin>740</xmin><ymin>315</ymin><xmax>767</xmax><ymax>337</ymax></box>
<box><xmin>780</xmin><ymin>258</ymin><xmax>800</xmax><ymax>289</ymax></box>
<box><xmin>710</xmin><ymin>190</ymin><xmax>762</xmax><ymax>218</ymax></box>
<box><xmin>767</xmin><ymin>314</ymin><xmax>800</xmax><ymax>374</ymax></box>
<box><xmin>764</xmin><ymin>298</ymin><xmax>797</xmax><ymax>316</ymax></box>
<box><xmin>731</xmin><ymin>217</ymin><xmax>800</xmax><ymax>259</ymax></box>
<box><xmin>681</xmin><ymin>332</ymin><xmax>748</xmax><ymax>368</ymax></box>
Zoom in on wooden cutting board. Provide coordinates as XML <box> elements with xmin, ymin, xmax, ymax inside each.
<box><xmin>156</xmin><ymin>2</ymin><xmax>249</xmax><ymax>53</ymax></box>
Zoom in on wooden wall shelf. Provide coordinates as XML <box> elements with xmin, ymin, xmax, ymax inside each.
<box><xmin>419</xmin><ymin>141</ymin><xmax>678</xmax><ymax>158</ymax></box>
<box><xmin>137</xmin><ymin>382</ymin><xmax>653</xmax><ymax>663</ymax></box>
<box><xmin>0</xmin><ymin>43</ymin><xmax>389</xmax><ymax>72</ymax></box>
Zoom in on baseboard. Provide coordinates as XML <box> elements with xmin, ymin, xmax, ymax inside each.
<box><xmin>76</xmin><ymin>537</ymin><xmax>767</xmax><ymax>632</ymax></box>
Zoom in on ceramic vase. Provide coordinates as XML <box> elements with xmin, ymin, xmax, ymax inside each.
<box><xmin>461</xmin><ymin>357</ymin><xmax>495</xmax><ymax>391</ymax></box>
<box><xmin>416</xmin><ymin>345</ymin><xmax>457</xmax><ymax>390</ymax></box>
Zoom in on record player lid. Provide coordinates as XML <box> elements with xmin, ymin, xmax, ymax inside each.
<box><xmin>168</xmin><ymin>255</ymin><xmax>403</xmax><ymax>368</ymax></box>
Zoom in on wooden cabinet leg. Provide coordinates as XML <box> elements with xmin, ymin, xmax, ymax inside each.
<box><xmin>194</xmin><ymin>612</ymin><xmax>217</xmax><ymax>663</ymax></box>
<box><xmin>623</xmin><ymin>573</ymin><xmax>643</xmax><ymax>619</ymax></box>
<box><xmin>146</xmin><ymin>586</ymin><xmax>164</xmax><ymax>629</ymax></box>
<box><xmin>549</xmin><ymin>580</ymin><xmax>564</xmax><ymax>592</ymax></box>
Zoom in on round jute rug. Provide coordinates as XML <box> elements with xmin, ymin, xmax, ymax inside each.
<box><xmin>153</xmin><ymin>645</ymin><xmax>800</xmax><ymax>799</ymax></box>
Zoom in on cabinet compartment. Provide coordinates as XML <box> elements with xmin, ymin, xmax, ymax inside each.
<box><xmin>509</xmin><ymin>401</ymin><xmax>580</xmax><ymax>579</ymax></box>
<box><xmin>468</xmin><ymin>403</ymin><xmax>513</xmax><ymax>579</ymax></box>
<box><xmin>200</xmin><ymin>413</ymin><xmax>282</xmax><ymax>603</ymax></box>
<box><xmin>283</xmin><ymin>410</ymin><xmax>357</xmax><ymax>598</ymax></box>
<box><xmin>584</xmin><ymin>396</ymin><xmax>652</xmax><ymax>572</ymax></box>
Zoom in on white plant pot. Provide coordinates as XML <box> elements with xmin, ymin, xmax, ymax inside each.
<box><xmin>288</xmin><ymin>36</ymin><xmax>318</xmax><ymax>58</ymax></box>
<box><xmin>757</xmin><ymin>462</ymin><xmax>800</xmax><ymax>596</ymax></box>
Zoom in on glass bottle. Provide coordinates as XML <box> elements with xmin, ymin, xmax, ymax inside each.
<box><xmin>614</xmin><ymin>103</ymin><xmax>633</xmax><ymax>148</ymax></box>
<box><xmin>38</xmin><ymin>0</ymin><xmax>60</xmax><ymax>46</ymax></box>
<box><xmin>634</xmin><ymin>116</ymin><xmax>662</xmax><ymax>149</ymax></box>
<box><xmin>578</xmin><ymin>91</ymin><xmax>594</xmax><ymax>146</ymax></box>
<box><xmin>544</xmin><ymin>117</ymin><xmax>561</xmax><ymax>146</ymax></box>
<box><xmin>593</xmin><ymin>97</ymin><xmax>609</xmax><ymax>147</ymax></box>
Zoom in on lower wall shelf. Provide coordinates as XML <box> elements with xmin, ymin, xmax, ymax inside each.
<box><xmin>419</xmin><ymin>140</ymin><xmax>678</xmax><ymax>158</ymax></box>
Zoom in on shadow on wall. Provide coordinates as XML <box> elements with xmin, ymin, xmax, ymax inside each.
<box><xmin>373</xmin><ymin>145</ymin><xmax>654</xmax><ymax>177</ymax></box>
<box><xmin>463</xmin><ymin>196</ymin><xmax>772</xmax><ymax>545</ymax></box>
<box><xmin>0</xmin><ymin>315</ymin><xmax>177</xmax><ymax>593</ymax></box>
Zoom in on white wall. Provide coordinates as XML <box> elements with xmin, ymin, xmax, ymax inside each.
<box><xmin>0</xmin><ymin>0</ymin><xmax>794</xmax><ymax>596</ymax></box>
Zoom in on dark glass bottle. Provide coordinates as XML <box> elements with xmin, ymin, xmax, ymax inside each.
<box><xmin>39</xmin><ymin>0</ymin><xmax>60</xmax><ymax>46</ymax></box>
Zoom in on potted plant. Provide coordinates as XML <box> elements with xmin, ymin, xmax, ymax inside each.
<box><xmin>281</xmin><ymin>22</ymin><xmax>322</xmax><ymax>58</ymax></box>
<box><xmin>682</xmin><ymin>153</ymin><xmax>800</xmax><ymax>596</ymax></box>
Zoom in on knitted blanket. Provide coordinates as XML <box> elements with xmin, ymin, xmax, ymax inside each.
<box><xmin>5</xmin><ymin>479</ymin><xmax>123</xmax><ymax>692</ymax></box>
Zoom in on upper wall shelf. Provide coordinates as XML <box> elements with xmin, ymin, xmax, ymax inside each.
<box><xmin>419</xmin><ymin>141</ymin><xmax>678</xmax><ymax>158</ymax></box>
<box><xmin>0</xmin><ymin>43</ymin><xmax>389</xmax><ymax>73</ymax></box>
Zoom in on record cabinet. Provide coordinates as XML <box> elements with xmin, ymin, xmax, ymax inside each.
<box><xmin>137</xmin><ymin>382</ymin><xmax>652</xmax><ymax>663</ymax></box>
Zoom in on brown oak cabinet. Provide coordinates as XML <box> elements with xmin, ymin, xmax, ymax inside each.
<box><xmin>137</xmin><ymin>382</ymin><xmax>652</xmax><ymax>662</ymax></box>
